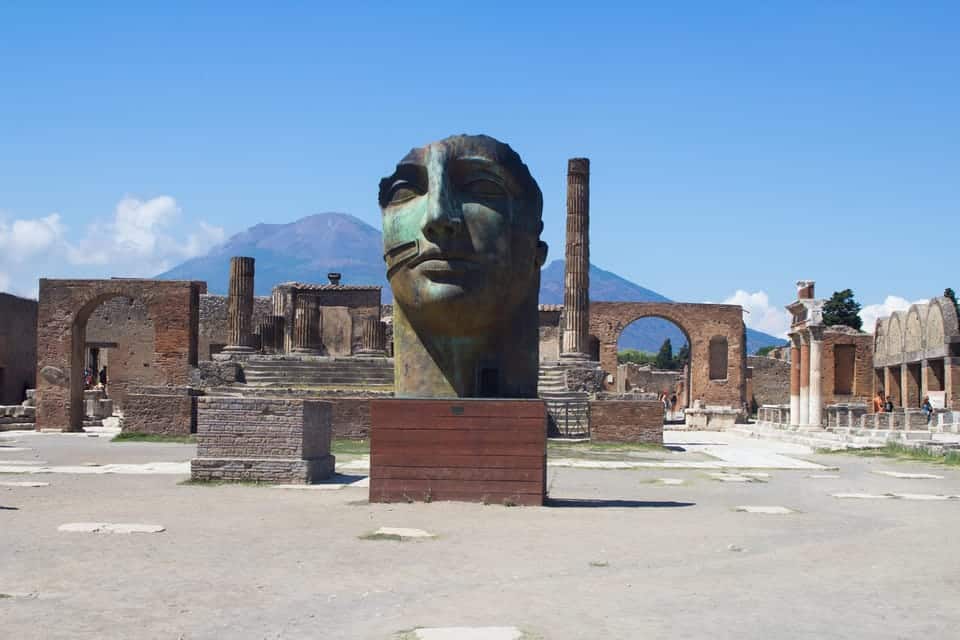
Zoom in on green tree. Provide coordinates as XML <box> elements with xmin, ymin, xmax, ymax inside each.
<box><xmin>674</xmin><ymin>343</ymin><xmax>690</xmax><ymax>368</ymax></box>
<box><xmin>617</xmin><ymin>349</ymin><xmax>657</xmax><ymax>366</ymax></box>
<box><xmin>655</xmin><ymin>338</ymin><xmax>673</xmax><ymax>370</ymax></box>
<box><xmin>822</xmin><ymin>289</ymin><xmax>863</xmax><ymax>331</ymax></box>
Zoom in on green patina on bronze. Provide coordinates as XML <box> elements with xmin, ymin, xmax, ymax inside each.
<box><xmin>379</xmin><ymin>134</ymin><xmax>548</xmax><ymax>398</ymax></box>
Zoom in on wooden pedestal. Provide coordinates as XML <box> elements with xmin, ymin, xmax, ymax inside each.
<box><xmin>369</xmin><ymin>398</ymin><xmax>547</xmax><ymax>506</ymax></box>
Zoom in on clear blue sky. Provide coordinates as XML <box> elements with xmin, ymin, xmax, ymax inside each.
<box><xmin>1</xmin><ymin>2</ymin><xmax>957</xmax><ymax>335</ymax></box>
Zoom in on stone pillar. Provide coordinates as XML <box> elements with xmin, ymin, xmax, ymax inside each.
<box><xmin>799</xmin><ymin>332</ymin><xmax>810</xmax><ymax>426</ymax></box>
<box><xmin>222</xmin><ymin>256</ymin><xmax>255</xmax><ymax>354</ymax></box>
<box><xmin>357</xmin><ymin>317</ymin><xmax>386</xmax><ymax>356</ymax></box>
<box><xmin>292</xmin><ymin>295</ymin><xmax>320</xmax><ymax>354</ymax></box>
<box><xmin>808</xmin><ymin>327</ymin><xmax>823</xmax><ymax>428</ymax></box>
<box><xmin>258</xmin><ymin>316</ymin><xmax>285</xmax><ymax>354</ymax></box>
<box><xmin>561</xmin><ymin>157</ymin><xmax>591</xmax><ymax>360</ymax></box>
<box><xmin>946</xmin><ymin>357</ymin><xmax>960</xmax><ymax>410</ymax></box>
<box><xmin>903</xmin><ymin>363</ymin><xmax>919</xmax><ymax>409</ymax></box>
<box><xmin>789</xmin><ymin>334</ymin><xmax>801</xmax><ymax>426</ymax></box>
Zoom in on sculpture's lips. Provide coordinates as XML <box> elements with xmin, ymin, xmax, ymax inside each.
<box><xmin>408</xmin><ymin>251</ymin><xmax>479</xmax><ymax>273</ymax></box>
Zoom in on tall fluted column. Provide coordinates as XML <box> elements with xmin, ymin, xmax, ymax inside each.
<box><xmin>292</xmin><ymin>295</ymin><xmax>320</xmax><ymax>354</ymax></box>
<box><xmin>799</xmin><ymin>332</ymin><xmax>810</xmax><ymax>426</ymax></box>
<box><xmin>357</xmin><ymin>316</ymin><xmax>387</xmax><ymax>356</ymax></box>
<box><xmin>808</xmin><ymin>327</ymin><xmax>823</xmax><ymax>428</ymax></box>
<box><xmin>561</xmin><ymin>157</ymin><xmax>591</xmax><ymax>360</ymax></box>
<box><xmin>789</xmin><ymin>334</ymin><xmax>801</xmax><ymax>426</ymax></box>
<box><xmin>223</xmin><ymin>256</ymin><xmax>255</xmax><ymax>354</ymax></box>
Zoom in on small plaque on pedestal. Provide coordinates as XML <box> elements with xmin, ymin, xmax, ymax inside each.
<box><xmin>369</xmin><ymin>399</ymin><xmax>547</xmax><ymax>506</ymax></box>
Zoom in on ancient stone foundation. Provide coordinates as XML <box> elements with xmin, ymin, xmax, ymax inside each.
<box><xmin>588</xmin><ymin>400</ymin><xmax>663</xmax><ymax>444</ymax></box>
<box><xmin>123</xmin><ymin>386</ymin><xmax>201</xmax><ymax>436</ymax></box>
<box><xmin>191</xmin><ymin>397</ymin><xmax>335</xmax><ymax>484</ymax></box>
<box><xmin>369</xmin><ymin>399</ymin><xmax>547</xmax><ymax>505</ymax></box>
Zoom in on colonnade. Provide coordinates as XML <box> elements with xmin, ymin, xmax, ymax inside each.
<box><xmin>789</xmin><ymin>327</ymin><xmax>823</xmax><ymax>428</ymax></box>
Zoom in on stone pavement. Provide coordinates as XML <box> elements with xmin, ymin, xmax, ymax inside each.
<box><xmin>3</xmin><ymin>428</ymin><xmax>960</xmax><ymax>639</ymax></box>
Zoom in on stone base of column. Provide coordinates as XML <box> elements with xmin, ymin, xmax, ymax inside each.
<box><xmin>291</xmin><ymin>347</ymin><xmax>321</xmax><ymax>356</ymax></box>
<box><xmin>221</xmin><ymin>345</ymin><xmax>255</xmax><ymax>354</ymax></box>
<box><xmin>559</xmin><ymin>352</ymin><xmax>592</xmax><ymax>361</ymax></box>
<box><xmin>355</xmin><ymin>348</ymin><xmax>388</xmax><ymax>357</ymax></box>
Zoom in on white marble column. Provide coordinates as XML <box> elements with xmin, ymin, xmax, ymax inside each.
<box><xmin>789</xmin><ymin>334</ymin><xmax>801</xmax><ymax>426</ymax></box>
<box><xmin>808</xmin><ymin>327</ymin><xmax>823</xmax><ymax>428</ymax></box>
<box><xmin>799</xmin><ymin>332</ymin><xmax>810</xmax><ymax>427</ymax></box>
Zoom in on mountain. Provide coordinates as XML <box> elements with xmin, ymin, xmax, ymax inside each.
<box><xmin>157</xmin><ymin>213</ymin><xmax>785</xmax><ymax>354</ymax></box>
<box><xmin>157</xmin><ymin>213</ymin><xmax>388</xmax><ymax>295</ymax></box>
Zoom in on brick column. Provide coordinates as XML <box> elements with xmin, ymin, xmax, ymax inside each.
<box><xmin>903</xmin><ymin>363</ymin><xmax>919</xmax><ymax>409</ymax></box>
<box><xmin>789</xmin><ymin>333</ymin><xmax>801</xmax><ymax>426</ymax></box>
<box><xmin>292</xmin><ymin>294</ymin><xmax>321</xmax><ymax>354</ymax></box>
<box><xmin>223</xmin><ymin>256</ymin><xmax>255</xmax><ymax>354</ymax></box>
<box><xmin>356</xmin><ymin>317</ymin><xmax>386</xmax><ymax>356</ymax></box>
<box><xmin>946</xmin><ymin>358</ymin><xmax>960</xmax><ymax>410</ymax></box>
<box><xmin>808</xmin><ymin>326</ymin><xmax>823</xmax><ymax>428</ymax></box>
<box><xmin>799</xmin><ymin>332</ymin><xmax>810</xmax><ymax>426</ymax></box>
<box><xmin>561</xmin><ymin>157</ymin><xmax>591</xmax><ymax>360</ymax></box>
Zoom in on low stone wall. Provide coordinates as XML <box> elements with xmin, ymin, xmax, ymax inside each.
<box><xmin>589</xmin><ymin>400</ymin><xmax>663</xmax><ymax>444</ymax></box>
<box><xmin>684</xmin><ymin>406</ymin><xmax>739</xmax><ymax>431</ymax></box>
<box><xmin>191</xmin><ymin>397</ymin><xmax>335</xmax><ymax>484</ymax></box>
<box><xmin>123</xmin><ymin>387</ymin><xmax>200</xmax><ymax>435</ymax></box>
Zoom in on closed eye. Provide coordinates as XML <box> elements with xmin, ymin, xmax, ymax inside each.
<box><xmin>462</xmin><ymin>178</ymin><xmax>506</xmax><ymax>198</ymax></box>
<box><xmin>385</xmin><ymin>181</ymin><xmax>424</xmax><ymax>206</ymax></box>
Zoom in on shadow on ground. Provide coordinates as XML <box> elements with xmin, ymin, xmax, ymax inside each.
<box><xmin>546</xmin><ymin>498</ymin><xmax>695</xmax><ymax>508</ymax></box>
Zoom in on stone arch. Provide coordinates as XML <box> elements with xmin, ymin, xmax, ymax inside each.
<box><xmin>590</xmin><ymin>302</ymin><xmax>746</xmax><ymax>408</ymax></box>
<box><xmin>885</xmin><ymin>313</ymin><xmax>903</xmax><ymax>357</ymax></box>
<box><xmin>926</xmin><ymin>300</ymin><xmax>947</xmax><ymax>348</ymax></box>
<box><xmin>36</xmin><ymin>279</ymin><xmax>205</xmax><ymax>431</ymax></box>
<box><xmin>904</xmin><ymin>305</ymin><xmax>925</xmax><ymax>353</ymax></box>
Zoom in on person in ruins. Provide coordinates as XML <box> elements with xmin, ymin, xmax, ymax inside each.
<box><xmin>379</xmin><ymin>134</ymin><xmax>548</xmax><ymax>398</ymax></box>
<box><xmin>921</xmin><ymin>395</ymin><xmax>934</xmax><ymax>423</ymax></box>
<box><xmin>873</xmin><ymin>391</ymin><xmax>884</xmax><ymax>413</ymax></box>
<box><xmin>884</xmin><ymin>396</ymin><xmax>895</xmax><ymax>413</ymax></box>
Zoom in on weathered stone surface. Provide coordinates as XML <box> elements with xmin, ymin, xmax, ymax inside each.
<box><xmin>191</xmin><ymin>397</ymin><xmax>335</xmax><ymax>484</ymax></box>
<box><xmin>589</xmin><ymin>400</ymin><xmax>663</xmax><ymax>444</ymax></box>
<box><xmin>123</xmin><ymin>388</ymin><xmax>198</xmax><ymax>436</ymax></box>
<box><xmin>590</xmin><ymin>302</ymin><xmax>746</xmax><ymax>408</ymax></box>
<box><xmin>0</xmin><ymin>293</ymin><xmax>37</xmax><ymax>405</ymax></box>
<box><xmin>36</xmin><ymin>278</ymin><xmax>205</xmax><ymax>432</ymax></box>
<box><xmin>380</xmin><ymin>135</ymin><xmax>547</xmax><ymax>399</ymax></box>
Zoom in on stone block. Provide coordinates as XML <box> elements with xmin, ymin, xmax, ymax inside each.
<box><xmin>589</xmin><ymin>400</ymin><xmax>663</xmax><ymax>444</ymax></box>
<box><xmin>192</xmin><ymin>397</ymin><xmax>335</xmax><ymax>484</ymax></box>
<box><xmin>123</xmin><ymin>388</ymin><xmax>198</xmax><ymax>436</ymax></box>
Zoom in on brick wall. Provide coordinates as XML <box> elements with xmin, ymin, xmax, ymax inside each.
<box><xmin>0</xmin><ymin>293</ymin><xmax>37</xmax><ymax>405</ymax></box>
<box><xmin>35</xmin><ymin>278</ymin><xmax>205</xmax><ymax>431</ymax></box>
<box><xmin>821</xmin><ymin>328</ymin><xmax>874</xmax><ymax>406</ymax></box>
<box><xmin>199</xmin><ymin>294</ymin><xmax>273</xmax><ymax>360</ymax></box>
<box><xmin>123</xmin><ymin>388</ymin><xmax>198</xmax><ymax>435</ymax></box>
<box><xmin>331</xmin><ymin>397</ymin><xmax>371</xmax><ymax>439</ymax></box>
<box><xmin>591</xmin><ymin>302</ymin><xmax>746</xmax><ymax>408</ymax></box>
<box><xmin>589</xmin><ymin>400</ymin><xmax>663</xmax><ymax>444</ymax></box>
<box><xmin>192</xmin><ymin>397</ymin><xmax>334</xmax><ymax>483</ymax></box>
<box><xmin>747</xmin><ymin>356</ymin><xmax>790</xmax><ymax>407</ymax></box>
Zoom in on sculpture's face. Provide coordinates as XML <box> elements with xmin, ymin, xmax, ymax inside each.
<box><xmin>380</xmin><ymin>135</ymin><xmax>547</xmax><ymax>335</ymax></box>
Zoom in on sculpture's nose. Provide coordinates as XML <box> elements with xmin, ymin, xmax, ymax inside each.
<box><xmin>421</xmin><ymin>167</ymin><xmax>462</xmax><ymax>243</ymax></box>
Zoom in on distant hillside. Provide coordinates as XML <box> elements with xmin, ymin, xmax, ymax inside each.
<box><xmin>158</xmin><ymin>213</ymin><xmax>784</xmax><ymax>354</ymax></box>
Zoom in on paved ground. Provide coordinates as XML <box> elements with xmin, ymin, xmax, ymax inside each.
<box><xmin>3</xmin><ymin>429</ymin><xmax>960</xmax><ymax>639</ymax></box>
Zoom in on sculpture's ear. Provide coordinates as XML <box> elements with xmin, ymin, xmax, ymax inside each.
<box><xmin>536</xmin><ymin>241</ymin><xmax>548</xmax><ymax>267</ymax></box>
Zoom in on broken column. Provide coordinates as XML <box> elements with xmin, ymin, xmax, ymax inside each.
<box><xmin>561</xmin><ymin>157</ymin><xmax>591</xmax><ymax>360</ymax></box>
<box><xmin>222</xmin><ymin>256</ymin><xmax>256</xmax><ymax>354</ymax></box>
<box><xmin>292</xmin><ymin>294</ymin><xmax>320</xmax><ymax>354</ymax></box>
<box><xmin>357</xmin><ymin>316</ymin><xmax>386</xmax><ymax>356</ymax></box>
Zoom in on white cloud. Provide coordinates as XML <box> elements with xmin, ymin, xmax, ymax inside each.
<box><xmin>0</xmin><ymin>213</ymin><xmax>65</xmax><ymax>260</ymax></box>
<box><xmin>0</xmin><ymin>196</ymin><xmax>225</xmax><ymax>295</ymax></box>
<box><xmin>722</xmin><ymin>290</ymin><xmax>792</xmax><ymax>338</ymax></box>
<box><xmin>860</xmin><ymin>295</ymin><xmax>928</xmax><ymax>332</ymax></box>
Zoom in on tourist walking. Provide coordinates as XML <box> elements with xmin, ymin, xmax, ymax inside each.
<box><xmin>921</xmin><ymin>395</ymin><xmax>933</xmax><ymax>424</ymax></box>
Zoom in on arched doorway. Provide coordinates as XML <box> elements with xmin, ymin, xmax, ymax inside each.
<box><xmin>615</xmin><ymin>315</ymin><xmax>690</xmax><ymax>419</ymax></box>
<box><xmin>590</xmin><ymin>301</ymin><xmax>747</xmax><ymax>409</ymax></box>
<box><xmin>35</xmin><ymin>279</ymin><xmax>204</xmax><ymax>431</ymax></box>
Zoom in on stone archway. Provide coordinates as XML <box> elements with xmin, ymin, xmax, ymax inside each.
<box><xmin>590</xmin><ymin>302</ymin><xmax>746</xmax><ymax>408</ymax></box>
<box><xmin>35</xmin><ymin>278</ymin><xmax>205</xmax><ymax>431</ymax></box>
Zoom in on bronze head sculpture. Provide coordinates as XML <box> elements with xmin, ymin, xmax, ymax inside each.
<box><xmin>379</xmin><ymin>134</ymin><xmax>548</xmax><ymax>398</ymax></box>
